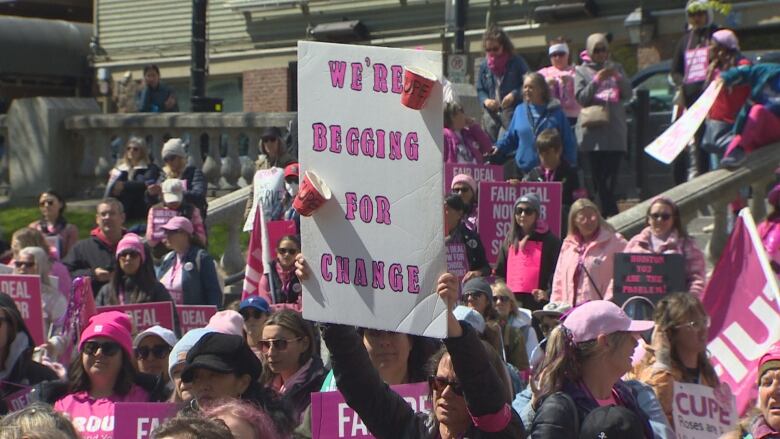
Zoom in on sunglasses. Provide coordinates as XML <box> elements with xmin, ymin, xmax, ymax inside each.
<box><xmin>485</xmin><ymin>45</ymin><xmax>501</xmax><ymax>53</ymax></box>
<box><xmin>592</xmin><ymin>47</ymin><xmax>607</xmax><ymax>54</ymax></box>
<box><xmin>550</xmin><ymin>52</ymin><xmax>567</xmax><ymax>58</ymax></box>
<box><xmin>495</xmin><ymin>295</ymin><xmax>510</xmax><ymax>303</ymax></box>
<box><xmin>39</xmin><ymin>200</ymin><xmax>56</xmax><ymax>207</ymax></box>
<box><xmin>259</xmin><ymin>337</ymin><xmax>302</xmax><ymax>353</ymax></box>
<box><xmin>118</xmin><ymin>251</ymin><xmax>140</xmax><ymax>259</ymax></box>
<box><xmin>136</xmin><ymin>344</ymin><xmax>171</xmax><ymax>360</ymax></box>
<box><xmin>13</xmin><ymin>261</ymin><xmax>35</xmax><ymax>269</ymax></box>
<box><xmin>462</xmin><ymin>291</ymin><xmax>485</xmax><ymax>302</ymax></box>
<box><xmin>83</xmin><ymin>341</ymin><xmax>122</xmax><ymax>357</ymax></box>
<box><xmin>428</xmin><ymin>375</ymin><xmax>463</xmax><ymax>396</ymax></box>
<box><xmin>240</xmin><ymin>309</ymin><xmax>267</xmax><ymax>320</ymax></box>
<box><xmin>649</xmin><ymin>213</ymin><xmax>672</xmax><ymax>221</ymax></box>
<box><xmin>277</xmin><ymin>248</ymin><xmax>299</xmax><ymax>256</ymax></box>
<box><xmin>515</xmin><ymin>207</ymin><xmax>536</xmax><ymax>216</ymax></box>
<box><xmin>675</xmin><ymin>317</ymin><xmax>711</xmax><ymax>331</ymax></box>
<box><xmin>126</xmin><ymin>146</ymin><xmax>141</xmax><ymax>152</ymax></box>
<box><xmin>163</xmin><ymin>155</ymin><xmax>179</xmax><ymax>162</ymax></box>
<box><xmin>452</xmin><ymin>187</ymin><xmax>471</xmax><ymax>194</ymax></box>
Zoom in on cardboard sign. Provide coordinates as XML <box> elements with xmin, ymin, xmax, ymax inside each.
<box><xmin>44</xmin><ymin>235</ymin><xmax>62</xmax><ymax>259</ymax></box>
<box><xmin>673</xmin><ymin>382</ymin><xmax>736</xmax><ymax>438</ymax></box>
<box><xmin>310</xmin><ymin>382</ymin><xmax>430</xmax><ymax>439</ymax></box>
<box><xmin>444</xmin><ymin>163</ymin><xmax>503</xmax><ymax>193</ymax></box>
<box><xmin>113</xmin><ymin>402</ymin><xmax>179</xmax><ymax>439</ymax></box>
<box><xmin>506</xmin><ymin>241</ymin><xmax>543</xmax><ymax>293</ymax></box>
<box><xmin>148</xmin><ymin>208</ymin><xmax>178</xmax><ymax>241</ymax></box>
<box><xmin>97</xmin><ymin>302</ymin><xmax>175</xmax><ymax>334</ymax></box>
<box><xmin>268</xmin><ymin>220</ymin><xmax>298</xmax><ymax>249</ymax></box>
<box><xmin>446</xmin><ymin>242</ymin><xmax>468</xmax><ymax>279</ymax></box>
<box><xmin>477</xmin><ymin>181</ymin><xmax>562</xmax><ymax>265</ymax></box>
<box><xmin>612</xmin><ymin>253</ymin><xmax>685</xmax><ymax>307</ymax></box>
<box><xmin>645</xmin><ymin>81</ymin><xmax>722</xmax><ymax>164</ymax></box>
<box><xmin>0</xmin><ymin>274</ymin><xmax>45</xmax><ymax>345</ymax></box>
<box><xmin>176</xmin><ymin>305</ymin><xmax>218</xmax><ymax>335</ymax></box>
<box><xmin>298</xmin><ymin>41</ymin><xmax>447</xmax><ymax>337</ymax></box>
<box><xmin>244</xmin><ymin>168</ymin><xmax>286</xmax><ymax>231</ymax></box>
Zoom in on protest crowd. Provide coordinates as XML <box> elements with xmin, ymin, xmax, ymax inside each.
<box><xmin>1</xmin><ymin>1</ymin><xmax>780</xmax><ymax>438</ymax></box>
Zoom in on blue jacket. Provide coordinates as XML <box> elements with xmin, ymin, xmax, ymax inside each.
<box><xmin>477</xmin><ymin>55</ymin><xmax>530</xmax><ymax>107</ymax></box>
<box><xmin>157</xmin><ymin>246</ymin><xmax>221</xmax><ymax>306</ymax></box>
<box><xmin>721</xmin><ymin>63</ymin><xmax>780</xmax><ymax>134</ymax></box>
<box><xmin>495</xmin><ymin>100</ymin><xmax>577</xmax><ymax>173</ymax></box>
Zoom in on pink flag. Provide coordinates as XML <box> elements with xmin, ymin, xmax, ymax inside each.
<box><xmin>702</xmin><ymin>209</ymin><xmax>780</xmax><ymax>415</ymax></box>
<box><xmin>242</xmin><ymin>204</ymin><xmax>272</xmax><ymax>300</ymax></box>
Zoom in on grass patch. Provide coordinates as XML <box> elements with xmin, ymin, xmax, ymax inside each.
<box><xmin>0</xmin><ymin>206</ymin><xmax>246</xmax><ymax>259</ymax></box>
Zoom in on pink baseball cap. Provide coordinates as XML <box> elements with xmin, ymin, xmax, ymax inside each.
<box><xmin>562</xmin><ymin>300</ymin><xmax>654</xmax><ymax>343</ymax></box>
<box><xmin>161</xmin><ymin>216</ymin><xmax>194</xmax><ymax>235</ymax></box>
<box><xmin>79</xmin><ymin>311</ymin><xmax>135</xmax><ymax>359</ymax></box>
<box><xmin>206</xmin><ymin>310</ymin><xmax>245</xmax><ymax>336</ymax></box>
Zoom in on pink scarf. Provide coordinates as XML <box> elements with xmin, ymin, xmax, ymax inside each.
<box><xmin>487</xmin><ymin>52</ymin><xmax>510</xmax><ymax>76</ymax></box>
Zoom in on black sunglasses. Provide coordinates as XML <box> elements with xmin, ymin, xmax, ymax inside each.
<box><xmin>592</xmin><ymin>47</ymin><xmax>607</xmax><ymax>54</ymax></box>
<box><xmin>13</xmin><ymin>261</ymin><xmax>35</xmax><ymax>269</ymax></box>
<box><xmin>649</xmin><ymin>213</ymin><xmax>672</xmax><ymax>221</ymax></box>
<box><xmin>136</xmin><ymin>344</ymin><xmax>171</xmax><ymax>360</ymax></box>
<box><xmin>83</xmin><ymin>341</ymin><xmax>122</xmax><ymax>357</ymax></box>
<box><xmin>515</xmin><ymin>207</ymin><xmax>536</xmax><ymax>216</ymax></box>
<box><xmin>277</xmin><ymin>248</ymin><xmax>299</xmax><ymax>256</ymax></box>
<box><xmin>462</xmin><ymin>291</ymin><xmax>485</xmax><ymax>302</ymax></box>
<box><xmin>259</xmin><ymin>337</ymin><xmax>302</xmax><ymax>353</ymax></box>
<box><xmin>452</xmin><ymin>187</ymin><xmax>471</xmax><ymax>194</ymax></box>
<box><xmin>240</xmin><ymin>308</ymin><xmax>267</xmax><ymax>320</ymax></box>
<box><xmin>428</xmin><ymin>375</ymin><xmax>463</xmax><ymax>396</ymax></box>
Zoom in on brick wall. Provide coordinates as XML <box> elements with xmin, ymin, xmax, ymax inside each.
<box><xmin>243</xmin><ymin>67</ymin><xmax>289</xmax><ymax>112</ymax></box>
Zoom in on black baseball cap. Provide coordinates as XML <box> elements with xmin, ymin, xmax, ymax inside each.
<box><xmin>180</xmin><ymin>332</ymin><xmax>261</xmax><ymax>383</ymax></box>
<box><xmin>262</xmin><ymin>127</ymin><xmax>282</xmax><ymax>140</ymax></box>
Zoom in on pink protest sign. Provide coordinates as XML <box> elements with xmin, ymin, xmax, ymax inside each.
<box><xmin>645</xmin><ymin>80</ymin><xmax>722</xmax><ymax>164</ymax></box>
<box><xmin>97</xmin><ymin>302</ymin><xmax>175</xmax><ymax>334</ymax></box>
<box><xmin>506</xmin><ymin>241</ymin><xmax>542</xmax><ymax>293</ymax></box>
<box><xmin>113</xmin><ymin>402</ymin><xmax>178</xmax><ymax>439</ymax></box>
<box><xmin>477</xmin><ymin>181</ymin><xmax>562</xmax><ymax>265</ymax></box>
<box><xmin>311</xmin><ymin>382</ymin><xmax>430</xmax><ymax>439</ymax></box>
<box><xmin>0</xmin><ymin>274</ymin><xmax>45</xmax><ymax>345</ymax></box>
<box><xmin>446</xmin><ymin>242</ymin><xmax>468</xmax><ymax>279</ymax></box>
<box><xmin>176</xmin><ymin>305</ymin><xmax>218</xmax><ymax>335</ymax></box>
<box><xmin>444</xmin><ymin>163</ymin><xmax>503</xmax><ymax>192</ymax></box>
<box><xmin>268</xmin><ymin>220</ymin><xmax>298</xmax><ymax>249</ymax></box>
<box><xmin>149</xmin><ymin>208</ymin><xmax>178</xmax><ymax>240</ymax></box>
<box><xmin>2</xmin><ymin>384</ymin><xmax>33</xmax><ymax>412</ymax></box>
<box><xmin>702</xmin><ymin>209</ymin><xmax>780</xmax><ymax>416</ymax></box>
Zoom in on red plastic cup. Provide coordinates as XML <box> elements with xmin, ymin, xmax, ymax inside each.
<box><xmin>401</xmin><ymin>66</ymin><xmax>437</xmax><ymax>110</ymax></box>
<box><xmin>293</xmin><ymin>171</ymin><xmax>332</xmax><ymax>217</ymax></box>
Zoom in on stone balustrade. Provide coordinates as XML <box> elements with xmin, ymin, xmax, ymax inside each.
<box><xmin>63</xmin><ymin>112</ymin><xmax>296</xmax><ymax>195</ymax></box>
<box><xmin>0</xmin><ymin>115</ymin><xmax>8</xmax><ymax>196</ymax></box>
<box><xmin>608</xmin><ymin>144</ymin><xmax>780</xmax><ymax>262</ymax></box>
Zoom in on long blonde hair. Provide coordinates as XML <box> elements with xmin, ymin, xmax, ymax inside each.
<box><xmin>117</xmin><ymin>136</ymin><xmax>150</xmax><ymax>169</ymax></box>
<box><xmin>566</xmin><ymin>198</ymin><xmax>615</xmax><ymax>239</ymax></box>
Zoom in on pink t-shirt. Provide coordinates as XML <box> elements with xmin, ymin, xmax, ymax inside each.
<box><xmin>538</xmin><ymin>65</ymin><xmax>581</xmax><ymax>118</ymax></box>
<box><xmin>160</xmin><ymin>255</ymin><xmax>185</xmax><ymax>304</ymax></box>
<box><xmin>54</xmin><ymin>385</ymin><xmax>149</xmax><ymax>439</ymax></box>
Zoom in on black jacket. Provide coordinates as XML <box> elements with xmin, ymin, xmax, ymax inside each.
<box><xmin>672</xmin><ymin>24</ymin><xmax>719</xmax><ymax>106</ymax></box>
<box><xmin>267</xmin><ymin>260</ymin><xmax>302</xmax><ymax>305</ymax></box>
<box><xmin>146</xmin><ymin>166</ymin><xmax>208</xmax><ymax>217</ymax></box>
<box><xmin>530</xmin><ymin>380</ymin><xmax>653</xmax><ymax>439</ymax></box>
<box><xmin>62</xmin><ymin>230</ymin><xmax>123</xmax><ymax>295</ymax></box>
<box><xmin>322</xmin><ymin>323</ymin><xmax>526</xmax><ymax>439</ymax></box>
<box><xmin>523</xmin><ymin>160</ymin><xmax>581</xmax><ymax>235</ymax></box>
<box><xmin>95</xmin><ymin>280</ymin><xmax>182</xmax><ymax>336</ymax></box>
<box><xmin>107</xmin><ymin>162</ymin><xmax>161</xmax><ymax>220</ymax></box>
<box><xmin>494</xmin><ymin>230</ymin><xmax>561</xmax><ymax>294</ymax></box>
<box><xmin>447</xmin><ymin>223</ymin><xmax>491</xmax><ymax>276</ymax></box>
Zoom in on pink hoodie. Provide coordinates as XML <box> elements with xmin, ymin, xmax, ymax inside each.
<box><xmin>624</xmin><ymin>226</ymin><xmax>708</xmax><ymax>296</ymax></box>
<box><xmin>551</xmin><ymin>228</ymin><xmax>627</xmax><ymax>306</ymax></box>
<box><xmin>54</xmin><ymin>386</ymin><xmax>149</xmax><ymax>438</ymax></box>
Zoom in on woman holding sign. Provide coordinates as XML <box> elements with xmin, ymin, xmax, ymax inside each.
<box><xmin>551</xmin><ymin>199</ymin><xmax>627</xmax><ymax>307</ymax></box>
<box><xmin>635</xmin><ymin>293</ymin><xmax>719</xmax><ymax>428</ymax></box>
<box><xmin>495</xmin><ymin>193</ymin><xmax>562</xmax><ymax>318</ymax></box>
<box><xmin>624</xmin><ymin>197</ymin><xmax>707</xmax><ymax>296</ymax></box>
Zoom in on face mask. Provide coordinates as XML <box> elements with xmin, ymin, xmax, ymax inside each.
<box><xmin>285</xmin><ymin>182</ymin><xmax>299</xmax><ymax>197</ymax></box>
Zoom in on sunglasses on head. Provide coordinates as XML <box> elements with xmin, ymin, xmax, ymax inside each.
<box><xmin>39</xmin><ymin>200</ymin><xmax>55</xmax><ymax>207</ymax></box>
<box><xmin>83</xmin><ymin>340</ymin><xmax>122</xmax><ymax>357</ymax></box>
<box><xmin>136</xmin><ymin>344</ymin><xmax>171</xmax><ymax>360</ymax></box>
<box><xmin>649</xmin><ymin>213</ymin><xmax>672</xmax><ymax>221</ymax></box>
<box><xmin>13</xmin><ymin>261</ymin><xmax>35</xmax><ymax>269</ymax></box>
<box><xmin>259</xmin><ymin>337</ymin><xmax>302</xmax><ymax>353</ymax></box>
<box><xmin>515</xmin><ymin>207</ymin><xmax>536</xmax><ymax>216</ymax></box>
<box><xmin>240</xmin><ymin>308</ymin><xmax>267</xmax><ymax>320</ymax></box>
<box><xmin>428</xmin><ymin>375</ymin><xmax>463</xmax><ymax>396</ymax></box>
<box><xmin>277</xmin><ymin>248</ymin><xmax>299</xmax><ymax>256</ymax></box>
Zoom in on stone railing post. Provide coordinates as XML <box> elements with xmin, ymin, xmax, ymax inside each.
<box><xmin>750</xmin><ymin>175</ymin><xmax>776</xmax><ymax>223</ymax></box>
<box><xmin>707</xmin><ymin>198</ymin><xmax>730</xmax><ymax>263</ymax></box>
<box><xmin>223</xmin><ymin>131</ymin><xmax>242</xmax><ymax>189</ymax></box>
<box><xmin>202</xmin><ymin>130</ymin><xmax>222</xmax><ymax>189</ymax></box>
<box><xmin>221</xmin><ymin>221</ymin><xmax>246</xmax><ymax>276</ymax></box>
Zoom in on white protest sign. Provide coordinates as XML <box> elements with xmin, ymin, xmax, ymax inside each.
<box><xmin>243</xmin><ymin>167</ymin><xmax>286</xmax><ymax>232</ymax></box>
<box><xmin>673</xmin><ymin>382</ymin><xmax>736</xmax><ymax>439</ymax></box>
<box><xmin>298</xmin><ymin>41</ymin><xmax>446</xmax><ymax>337</ymax></box>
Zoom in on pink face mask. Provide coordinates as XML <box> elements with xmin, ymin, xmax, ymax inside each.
<box><xmin>487</xmin><ymin>51</ymin><xmax>510</xmax><ymax>76</ymax></box>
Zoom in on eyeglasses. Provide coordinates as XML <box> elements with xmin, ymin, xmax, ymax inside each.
<box><xmin>118</xmin><ymin>251</ymin><xmax>140</xmax><ymax>260</ymax></box>
<box><xmin>495</xmin><ymin>296</ymin><xmax>510</xmax><ymax>303</ymax></box>
<box><xmin>515</xmin><ymin>207</ymin><xmax>536</xmax><ymax>216</ymax></box>
<box><xmin>452</xmin><ymin>187</ymin><xmax>471</xmax><ymax>194</ymax></box>
<box><xmin>592</xmin><ymin>47</ymin><xmax>607</xmax><ymax>54</ymax></box>
<box><xmin>136</xmin><ymin>344</ymin><xmax>171</xmax><ymax>360</ymax></box>
<box><xmin>675</xmin><ymin>317</ymin><xmax>711</xmax><ymax>331</ymax></box>
<box><xmin>240</xmin><ymin>309</ymin><xmax>267</xmax><ymax>320</ymax></box>
<box><xmin>550</xmin><ymin>52</ymin><xmax>567</xmax><ymax>58</ymax></box>
<box><xmin>428</xmin><ymin>375</ymin><xmax>463</xmax><ymax>396</ymax></box>
<box><xmin>485</xmin><ymin>45</ymin><xmax>501</xmax><ymax>53</ymax></box>
<box><xmin>39</xmin><ymin>200</ymin><xmax>55</xmax><ymax>207</ymax></box>
<box><xmin>462</xmin><ymin>292</ymin><xmax>485</xmax><ymax>302</ymax></box>
<box><xmin>649</xmin><ymin>213</ymin><xmax>672</xmax><ymax>221</ymax></box>
<box><xmin>83</xmin><ymin>341</ymin><xmax>122</xmax><ymax>357</ymax></box>
<box><xmin>277</xmin><ymin>248</ymin><xmax>299</xmax><ymax>256</ymax></box>
<box><xmin>259</xmin><ymin>337</ymin><xmax>302</xmax><ymax>353</ymax></box>
<box><xmin>13</xmin><ymin>261</ymin><xmax>35</xmax><ymax>269</ymax></box>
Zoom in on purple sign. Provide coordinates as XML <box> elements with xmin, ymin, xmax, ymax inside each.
<box><xmin>444</xmin><ymin>163</ymin><xmax>503</xmax><ymax>193</ymax></box>
<box><xmin>311</xmin><ymin>382</ymin><xmax>430</xmax><ymax>438</ymax></box>
<box><xmin>477</xmin><ymin>181</ymin><xmax>562</xmax><ymax>265</ymax></box>
<box><xmin>113</xmin><ymin>402</ymin><xmax>178</xmax><ymax>439</ymax></box>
